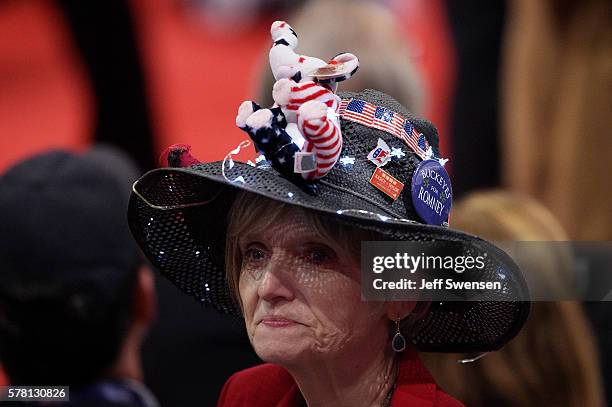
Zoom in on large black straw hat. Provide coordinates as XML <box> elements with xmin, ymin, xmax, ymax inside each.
<box><xmin>128</xmin><ymin>89</ymin><xmax>529</xmax><ymax>353</ymax></box>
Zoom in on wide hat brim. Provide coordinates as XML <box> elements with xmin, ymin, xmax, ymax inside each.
<box><xmin>129</xmin><ymin>161</ymin><xmax>529</xmax><ymax>353</ymax></box>
<box><xmin>129</xmin><ymin>89</ymin><xmax>529</xmax><ymax>353</ymax></box>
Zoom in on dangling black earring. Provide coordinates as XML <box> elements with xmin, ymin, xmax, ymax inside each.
<box><xmin>391</xmin><ymin>319</ymin><xmax>406</xmax><ymax>352</ymax></box>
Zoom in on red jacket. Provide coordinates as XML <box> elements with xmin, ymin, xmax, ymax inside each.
<box><xmin>218</xmin><ymin>347</ymin><xmax>464</xmax><ymax>407</ymax></box>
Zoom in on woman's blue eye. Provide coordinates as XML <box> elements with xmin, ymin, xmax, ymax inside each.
<box><xmin>307</xmin><ymin>248</ymin><xmax>330</xmax><ymax>265</ymax></box>
<box><xmin>240</xmin><ymin>245</ymin><xmax>268</xmax><ymax>279</ymax></box>
<box><xmin>245</xmin><ymin>248</ymin><xmax>267</xmax><ymax>263</ymax></box>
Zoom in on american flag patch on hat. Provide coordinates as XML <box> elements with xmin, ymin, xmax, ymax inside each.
<box><xmin>338</xmin><ymin>98</ymin><xmax>430</xmax><ymax>159</ymax></box>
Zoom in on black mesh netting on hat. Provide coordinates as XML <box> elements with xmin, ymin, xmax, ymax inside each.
<box><xmin>128</xmin><ymin>89</ymin><xmax>529</xmax><ymax>353</ymax></box>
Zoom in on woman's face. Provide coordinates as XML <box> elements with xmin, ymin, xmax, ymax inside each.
<box><xmin>238</xmin><ymin>208</ymin><xmax>388</xmax><ymax>367</ymax></box>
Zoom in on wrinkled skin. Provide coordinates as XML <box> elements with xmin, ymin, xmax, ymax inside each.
<box><xmin>237</xmin><ymin>207</ymin><xmax>414</xmax><ymax>406</ymax></box>
<box><xmin>238</xmin><ymin>209</ymin><xmax>387</xmax><ymax>367</ymax></box>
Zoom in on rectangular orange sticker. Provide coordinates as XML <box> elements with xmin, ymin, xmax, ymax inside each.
<box><xmin>369</xmin><ymin>167</ymin><xmax>404</xmax><ymax>200</ymax></box>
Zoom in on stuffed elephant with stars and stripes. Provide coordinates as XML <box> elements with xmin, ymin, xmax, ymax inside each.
<box><xmin>236</xmin><ymin>21</ymin><xmax>359</xmax><ymax>181</ymax></box>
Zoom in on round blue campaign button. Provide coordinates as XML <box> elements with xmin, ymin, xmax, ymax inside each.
<box><xmin>411</xmin><ymin>160</ymin><xmax>452</xmax><ymax>226</ymax></box>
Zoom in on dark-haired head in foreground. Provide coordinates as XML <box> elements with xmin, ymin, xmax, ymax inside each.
<box><xmin>0</xmin><ymin>147</ymin><xmax>157</xmax><ymax>405</ymax></box>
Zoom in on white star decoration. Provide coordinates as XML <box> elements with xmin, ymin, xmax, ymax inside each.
<box><xmin>390</xmin><ymin>147</ymin><xmax>405</xmax><ymax>158</ymax></box>
<box><xmin>339</xmin><ymin>156</ymin><xmax>355</xmax><ymax>165</ymax></box>
<box><xmin>278</xmin><ymin>157</ymin><xmax>286</xmax><ymax>164</ymax></box>
<box><xmin>424</xmin><ymin>146</ymin><xmax>449</xmax><ymax>166</ymax></box>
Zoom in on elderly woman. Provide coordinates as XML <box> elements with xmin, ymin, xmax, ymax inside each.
<box><xmin>128</xmin><ymin>21</ymin><xmax>528</xmax><ymax>407</ymax></box>
<box><xmin>223</xmin><ymin>188</ymin><xmax>441</xmax><ymax>406</ymax></box>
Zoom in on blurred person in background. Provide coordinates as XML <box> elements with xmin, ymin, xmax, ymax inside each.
<box><xmin>501</xmin><ymin>0</ymin><xmax>612</xmax><ymax>241</ymax></box>
<box><xmin>501</xmin><ymin>3</ymin><xmax>612</xmax><ymax>388</ymax></box>
<box><xmin>0</xmin><ymin>147</ymin><xmax>158</xmax><ymax>407</ymax></box>
<box><xmin>0</xmin><ymin>2</ymin><xmax>264</xmax><ymax>403</ymax></box>
<box><xmin>422</xmin><ymin>190</ymin><xmax>606</xmax><ymax>407</ymax></box>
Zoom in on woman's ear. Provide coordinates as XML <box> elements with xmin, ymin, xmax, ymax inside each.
<box><xmin>385</xmin><ymin>301</ymin><xmax>417</xmax><ymax>321</ymax></box>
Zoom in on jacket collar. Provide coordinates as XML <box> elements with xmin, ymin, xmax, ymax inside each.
<box><xmin>277</xmin><ymin>346</ymin><xmax>438</xmax><ymax>407</ymax></box>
